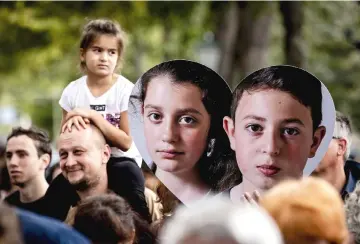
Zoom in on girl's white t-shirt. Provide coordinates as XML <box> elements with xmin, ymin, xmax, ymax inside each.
<box><xmin>59</xmin><ymin>75</ymin><xmax>142</xmax><ymax>167</ymax></box>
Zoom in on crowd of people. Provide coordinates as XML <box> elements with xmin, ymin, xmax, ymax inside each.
<box><xmin>1</xmin><ymin>18</ymin><xmax>360</xmax><ymax>244</ymax></box>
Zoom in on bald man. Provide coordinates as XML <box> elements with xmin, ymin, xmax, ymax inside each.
<box><xmin>42</xmin><ymin>123</ymin><xmax>150</xmax><ymax>223</ymax></box>
<box><xmin>58</xmin><ymin>123</ymin><xmax>110</xmax><ymax>199</ymax></box>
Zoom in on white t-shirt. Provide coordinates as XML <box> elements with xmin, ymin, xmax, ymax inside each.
<box><xmin>59</xmin><ymin>75</ymin><xmax>142</xmax><ymax>167</ymax></box>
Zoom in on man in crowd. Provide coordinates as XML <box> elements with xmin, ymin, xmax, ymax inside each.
<box><xmin>312</xmin><ymin>111</ymin><xmax>359</xmax><ymax>199</ymax></box>
<box><xmin>4</xmin><ymin>127</ymin><xmax>51</xmax><ymax>214</ymax></box>
<box><xmin>44</xmin><ymin>123</ymin><xmax>151</xmax><ymax>223</ymax></box>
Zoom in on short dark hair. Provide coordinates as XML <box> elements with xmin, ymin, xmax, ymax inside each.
<box><xmin>231</xmin><ymin>65</ymin><xmax>323</xmax><ymax>133</ymax></box>
<box><xmin>7</xmin><ymin>127</ymin><xmax>52</xmax><ymax>162</ymax></box>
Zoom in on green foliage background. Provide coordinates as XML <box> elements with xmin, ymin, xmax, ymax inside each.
<box><xmin>1</xmin><ymin>1</ymin><xmax>360</xmax><ymax>143</ymax></box>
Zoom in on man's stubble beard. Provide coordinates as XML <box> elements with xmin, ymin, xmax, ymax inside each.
<box><xmin>11</xmin><ymin>175</ymin><xmax>33</xmax><ymax>188</ymax></box>
<box><xmin>70</xmin><ymin>175</ymin><xmax>101</xmax><ymax>192</ymax></box>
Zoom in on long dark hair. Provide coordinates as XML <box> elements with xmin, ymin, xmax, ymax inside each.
<box><xmin>130</xmin><ymin>60</ymin><xmax>241</xmax><ymax>192</ymax></box>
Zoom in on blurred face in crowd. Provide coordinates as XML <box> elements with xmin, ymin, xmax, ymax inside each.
<box><xmin>311</xmin><ymin>137</ymin><xmax>347</xmax><ymax>191</ymax></box>
<box><xmin>6</xmin><ymin>135</ymin><xmax>49</xmax><ymax>187</ymax></box>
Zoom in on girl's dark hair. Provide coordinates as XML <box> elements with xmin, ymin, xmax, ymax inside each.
<box><xmin>130</xmin><ymin>60</ymin><xmax>241</xmax><ymax>192</ymax></box>
<box><xmin>72</xmin><ymin>194</ymin><xmax>156</xmax><ymax>244</ymax></box>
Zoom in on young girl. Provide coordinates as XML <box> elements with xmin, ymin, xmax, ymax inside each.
<box><xmin>56</xmin><ymin>19</ymin><xmax>150</xmax><ymax>223</ymax></box>
<box><xmin>59</xmin><ymin>19</ymin><xmax>142</xmax><ymax>167</ymax></box>
<box><xmin>130</xmin><ymin>60</ymin><xmax>241</xmax><ymax>205</ymax></box>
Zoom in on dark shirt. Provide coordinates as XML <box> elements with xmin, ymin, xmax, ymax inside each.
<box><xmin>341</xmin><ymin>159</ymin><xmax>360</xmax><ymax>200</ymax></box>
<box><xmin>5</xmin><ymin>191</ymin><xmax>48</xmax><ymax>216</ymax></box>
<box><xmin>17</xmin><ymin>208</ymin><xmax>90</xmax><ymax>244</ymax></box>
<box><xmin>43</xmin><ymin>157</ymin><xmax>151</xmax><ymax>223</ymax></box>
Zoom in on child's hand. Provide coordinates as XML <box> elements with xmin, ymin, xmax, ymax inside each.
<box><xmin>241</xmin><ymin>190</ymin><xmax>261</xmax><ymax>206</ymax></box>
<box><xmin>65</xmin><ymin>108</ymin><xmax>94</xmax><ymax>121</ymax></box>
<box><xmin>62</xmin><ymin>116</ymin><xmax>90</xmax><ymax>133</ymax></box>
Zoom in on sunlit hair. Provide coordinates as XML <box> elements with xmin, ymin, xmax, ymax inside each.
<box><xmin>261</xmin><ymin>177</ymin><xmax>348</xmax><ymax>244</ymax></box>
<box><xmin>159</xmin><ymin>197</ymin><xmax>283</xmax><ymax>244</ymax></box>
<box><xmin>79</xmin><ymin>18</ymin><xmax>127</xmax><ymax>73</ymax></box>
<box><xmin>345</xmin><ymin>181</ymin><xmax>360</xmax><ymax>243</ymax></box>
<box><xmin>333</xmin><ymin>111</ymin><xmax>352</xmax><ymax>160</ymax></box>
<box><xmin>154</xmin><ymin>181</ymin><xmax>181</xmax><ymax>216</ymax></box>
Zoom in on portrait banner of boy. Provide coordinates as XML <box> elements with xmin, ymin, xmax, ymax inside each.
<box><xmin>223</xmin><ymin>65</ymin><xmax>336</xmax><ymax>203</ymax></box>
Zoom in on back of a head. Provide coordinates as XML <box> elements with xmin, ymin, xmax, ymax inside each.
<box><xmin>231</xmin><ymin>65</ymin><xmax>323</xmax><ymax>132</ymax></box>
<box><xmin>72</xmin><ymin>194</ymin><xmax>135</xmax><ymax>244</ymax></box>
<box><xmin>261</xmin><ymin>177</ymin><xmax>348</xmax><ymax>244</ymax></box>
<box><xmin>159</xmin><ymin>197</ymin><xmax>283</xmax><ymax>244</ymax></box>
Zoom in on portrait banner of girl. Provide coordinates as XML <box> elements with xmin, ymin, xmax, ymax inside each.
<box><xmin>129</xmin><ymin>60</ymin><xmax>241</xmax><ymax>206</ymax></box>
<box><xmin>223</xmin><ymin>65</ymin><xmax>336</xmax><ymax>203</ymax></box>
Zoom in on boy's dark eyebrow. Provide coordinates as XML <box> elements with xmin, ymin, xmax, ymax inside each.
<box><xmin>282</xmin><ymin>118</ymin><xmax>305</xmax><ymax>126</ymax></box>
<box><xmin>242</xmin><ymin>116</ymin><xmax>305</xmax><ymax>126</ymax></box>
<box><xmin>242</xmin><ymin>115</ymin><xmax>266</xmax><ymax>122</ymax></box>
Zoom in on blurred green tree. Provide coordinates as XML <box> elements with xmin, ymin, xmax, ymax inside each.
<box><xmin>1</xmin><ymin>1</ymin><xmax>360</xmax><ymax>140</ymax></box>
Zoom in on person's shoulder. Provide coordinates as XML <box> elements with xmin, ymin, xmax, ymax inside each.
<box><xmin>109</xmin><ymin>157</ymin><xmax>140</xmax><ymax>172</ymax></box>
<box><xmin>16</xmin><ymin>208</ymin><xmax>90</xmax><ymax>244</ymax></box>
<box><xmin>107</xmin><ymin>158</ymin><xmax>144</xmax><ymax>188</ymax></box>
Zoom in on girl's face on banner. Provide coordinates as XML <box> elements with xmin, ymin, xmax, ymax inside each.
<box><xmin>142</xmin><ymin>76</ymin><xmax>211</xmax><ymax>174</ymax></box>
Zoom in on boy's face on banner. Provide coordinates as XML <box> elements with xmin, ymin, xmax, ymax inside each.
<box><xmin>224</xmin><ymin>89</ymin><xmax>324</xmax><ymax>190</ymax></box>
